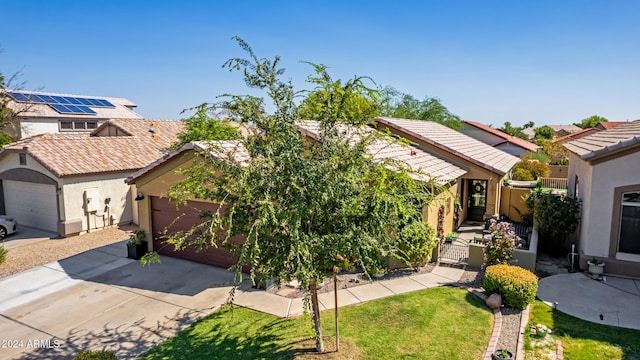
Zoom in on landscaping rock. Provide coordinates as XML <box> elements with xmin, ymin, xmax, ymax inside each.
<box><xmin>486</xmin><ymin>293</ymin><xmax>502</xmax><ymax>309</ymax></box>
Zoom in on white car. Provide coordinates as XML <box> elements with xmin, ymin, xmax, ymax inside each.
<box><xmin>0</xmin><ymin>216</ymin><xmax>18</xmax><ymax>240</ymax></box>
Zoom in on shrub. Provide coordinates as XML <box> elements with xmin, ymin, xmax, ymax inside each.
<box><xmin>512</xmin><ymin>159</ymin><xmax>550</xmax><ymax>180</ymax></box>
<box><xmin>0</xmin><ymin>245</ymin><xmax>7</xmax><ymax>265</ymax></box>
<box><xmin>512</xmin><ymin>168</ymin><xmax>533</xmax><ymax>181</ymax></box>
<box><xmin>396</xmin><ymin>221</ymin><xmax>436</xmax><ymax>268</ymax></box>
<box><xmin>73</xmin><ymin>350</ymin><xmax>117</xmax><ymax>360</ymax></box>
<box><xmin>483</xmin><ymin>264</ymin><xmax>538</xmax><ymax>309</ymax></box>
<box><xmin>533</xmin><ymin>193</ymin><xmax>581</xmax><ymax>256</ymax></box>
<box><xmin>484</xmin><ymin>219</ymin><xmax>519</xmax><ymax>266</ymax></box>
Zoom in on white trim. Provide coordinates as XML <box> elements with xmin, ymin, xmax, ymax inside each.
<box><xmin>615</xmin><ymin>252</ymin><xmax>640</xmax><ymax>262</ymax></box>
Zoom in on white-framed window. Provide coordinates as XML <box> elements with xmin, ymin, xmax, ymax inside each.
<box><xmin>619</xmin><ymin>191</ymin><xmax>640</xmax><ymax>255</ymax></box>
<box><xmin>59</xmin><ymin>120</ymin><xmax>98</xmax><ymax>131</ymax></box>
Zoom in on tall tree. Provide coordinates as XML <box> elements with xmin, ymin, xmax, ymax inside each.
<box><xmin>499</xmin><ymin>121</ymin><xmax>528</xmax><ymax>140</ymax></box>
<box><xmin>379</xmin><ymin>87</ymin><xmax>463</xmax><ymax>130</ymax></box>
<box><xmin>170</xmin><ymin>105</ymin><xmax>241</xmax><ymax>150</ymax></box>
<box><xmin>150</xmin><ymin>37</ymin><xmax>441</xmax><ymax>353</ymax></box>
<box><xmin>574</xmin><ymin>115</ymin><xmax>608</xmax><ymax>129</ymax></box>
<box><xmin>523</xmin><ymin>121</ymin><xmax>535</xmax><ymax>129</ymax></box>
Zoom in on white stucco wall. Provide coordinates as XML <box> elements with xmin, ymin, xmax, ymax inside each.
<box><xmin>461</xmin><ymin>126</ymin><xmax>503</xmax><ymax>146</ymax></box>
<box><xmin>569</xmin><ymin>151</ymin><xmax>640</xmax><ymax>258</ymax></box>
<box><xmin>496</xmin><ymin>143</ymin><xmax>527</xmax><ymax>157</ymax></box>
<box><xmin>60</xmin><ymin>172</ymin><xmax>135</xmax><ymax>232</ymax></box>
<box><xmin>20</xmin><ymin>119</ymin><xmax>61</xmax><ymax>138</ymax></box>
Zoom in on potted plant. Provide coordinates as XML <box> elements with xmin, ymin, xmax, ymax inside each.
<box><xmin>445</xmin><ymin>232</ymin><xmax>457</xmax><ymax>243</ymax></box>
<box><xmin>587</xmin><ymin>257</ymin><xmax>605</xmax><ymax>275</ymax></box>
<box><xmin>492</xmin><ymin>349</ymin><xmax>513</xmax><ymax>360</ymax></box>
<box><xmin>127</xmin><ymin>230</ymin><xmax>148</xmax><ymax>260</ymax></box>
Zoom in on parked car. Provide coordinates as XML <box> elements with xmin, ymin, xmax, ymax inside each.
<box><xmin>0</xmin><ymin>216</ymin><xmax>18</xmax><ymax>240</ymax></box>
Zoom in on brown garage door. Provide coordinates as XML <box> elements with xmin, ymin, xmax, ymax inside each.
<box><xmin>151</xmin><ymin>196</ymin><xmax>237</xmax><ymax>269</ymax></box>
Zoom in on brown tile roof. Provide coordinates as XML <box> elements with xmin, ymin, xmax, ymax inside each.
<box><xmin>92</xmin><ymin>119</ymin><xmax>185</xmax><ymax>150</ymax></box>
<box><xmin>1</xmin><ymin>119</ymin><xmax>183</xmax><ymax>177</ymax></box>
<box><xmin>373</xmin><ymin>117</ymin><xmax>519</xmax><ymax>176</ymax></box>
<box><xmin>297</xmin><ymin>120</ymin><xmax>467</xmax><ymax>184</ymax></box>
<box><xmin>463</xmin><ymin>120</ymin><xmax>539</xmax><ymax>152</ymax></box>
<box><xmin>126</xmin><ymin>140</ymin><xmax>249</xmax><ymax>184</ymax></box>
<box><xmin>563</xmin><ymin>120</ymin><xmax>640</xmax><ymax>161</ymax></box>
<box><xmin>597</xmin><ymin>121</ymin><xmax>628</xmax><ymax>130</ymax></box>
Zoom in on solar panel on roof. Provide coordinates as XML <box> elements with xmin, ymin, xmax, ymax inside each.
<box><xmin>7</xmin><ymin>92</ymin><xmax>31</xmax><ymax>101</ymax></box>
<box><xmin>7</xmin><ymin>91</ymin><xmax>114</xmax><ymax>111</ymax></box>
<box><xmin>49</xmin><ymin>104</ymin><xmax>96</xmax><ymax>115</ymax></box>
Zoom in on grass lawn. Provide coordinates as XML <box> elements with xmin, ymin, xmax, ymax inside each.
<box><xmin>525</xmin><ymin>300</ymin><xmax>640</xmax><ymax>360</ymax></box>
<box><xmin>141</xmin><ymin>286</ymin><xmax>492</xmax><ymax>360</ymax></box>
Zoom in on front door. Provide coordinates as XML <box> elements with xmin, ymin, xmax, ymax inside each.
<box><xmin>467</xmin><ymin>180</ymin><xmax>487</xmax><ymax>222</ymax></box>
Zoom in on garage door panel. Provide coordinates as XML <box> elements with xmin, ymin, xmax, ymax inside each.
<box><xmin>3</xmin><ymin>180</ymin><xmax>58</xmax><ymax>232</ymax></box>
<box><xmin>151</xmin><ymin>197</ymin><xmax>237</xmax><ymax>269</ymax></box>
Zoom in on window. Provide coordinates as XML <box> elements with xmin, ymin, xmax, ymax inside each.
<box><xmin>19</xmin><ymin>153</ymin><xmax>27</xmax><ymax>166</ymax></box>
<box><xmin>59</xmin><ymin>120</ymin><xmax>99</xmax><ymax>131</ymax></box>
<box><xmin>619</xmin><ymin>191</ymin><xmax>640</xmax><ymax>255</ymax></box>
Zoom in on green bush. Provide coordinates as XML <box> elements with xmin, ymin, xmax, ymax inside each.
<box><xmin>512</xmin><ymin>159</ymin><xmax>550</xmax><ymax>180</ymax></box>
<box><xmin>396</xmin><ymin>221</ymin><xmax>436</xmax><ymax>268</ymax></box>
<box><xmin>512</xmin><ymin>168</ymin><xmax>533</xmax><ymax>181</ymax></box>
<box><xmin>73</xmin><ymin>350</ymin><xmax>117</xmax><ymax>360</ymax></box>
<box><xmin>483</xmin><ymin>264</ymin><xmax>538</xmax><ymax>309</ymax></box>
<box><xmin>0</xmin><ymin>245</ymin><xmax>7</xmax><ymax>265</ymax></box>
<box><xmin>484</xmin><ymin>220</ymin><xmax>518</xmax><ymax>266</ymax></box>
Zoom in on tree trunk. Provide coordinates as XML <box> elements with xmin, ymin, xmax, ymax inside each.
<box><xmin>310</xmin><ymin>281</ymin><xmax>325</xmax><ymax>353</ymax></box>
<box><xmin>334</xmin><ymin>270</ymin><xmax>339</xmax><ymax>351</ymax></box>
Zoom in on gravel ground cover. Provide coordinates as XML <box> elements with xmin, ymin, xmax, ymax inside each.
<box><xmin>0</xmin><ymin>224</ymin><xmax>136</xmax><ymax>279</ymax></box>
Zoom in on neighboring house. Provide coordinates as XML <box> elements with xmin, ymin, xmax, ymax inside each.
<box><xmin>555</xmin><ymin>121</ymin><xmax>627</xmax><ymax>144</ymax></box>
<box><xmin>372</xmin><ymin>117</ymin><xmax>520</xmax><ymax>223</ymax></box>
<box><xmin>564</xmin><ymin>119</ymin><xmax>640</xmax><ymax>278</ymax></box>
<box><xmin>0</xmin><ymin>119</ymin><xmax>182</xmax><ymax>236</ymax></box>
<box><xmin>522</xmin><ymin>124</ymin><xmax>581</xmax><ymax>140</ymax></box>
<box><xmin>461</xmin><ymin>120</ymin><xmax>538</xmax><ymax>157</ymax></box>
<box><xmin>2</xmin><ymin>90</ymin><xmax>143</xmax><ymax>139</ymax></box>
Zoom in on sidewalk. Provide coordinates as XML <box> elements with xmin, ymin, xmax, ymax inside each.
<box><xmin>233</xmin><ymin>266</ymin><xmax>466</xmax><ymax>318</ymax></box>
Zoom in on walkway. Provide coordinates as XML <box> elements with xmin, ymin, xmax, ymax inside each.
<box><xmin>538</xmin><ymin>272</ymin><xmax>640</xmax><ymax>330</ymax></box>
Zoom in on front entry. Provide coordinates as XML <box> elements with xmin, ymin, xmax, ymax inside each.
<box><xmin>467</xmin><ymin>179</ymin><xmax>487</xmax><ymax>222</ymax></box>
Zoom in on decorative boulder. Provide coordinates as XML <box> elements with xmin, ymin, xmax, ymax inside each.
<box><xmin>486</xmin><ymin>293</ymin><xmax>502</xmax><ymax>309</ymax></box>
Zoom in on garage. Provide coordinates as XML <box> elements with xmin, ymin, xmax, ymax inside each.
<box><xmin>3</xmin><ymin>180</ymin><xmax>59</xmax><ymax>232</ymax></box>
<box><xmin>150</xmin><ymin>196</ymin><xmax>237</xmax><ymax>269</ymax></box>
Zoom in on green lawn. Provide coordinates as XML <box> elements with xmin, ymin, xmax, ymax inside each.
<box><xmin>525</xmin><ymin>300</ymin><xmax>640</xmax><ymax>360</ymax></box>
<box><xmin>141</xmin><ymin>286</ymin><xmax>492</xmax><ymax>360</ymax></box>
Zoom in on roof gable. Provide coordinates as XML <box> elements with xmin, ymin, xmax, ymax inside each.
<box><xmin>373</xmin><ymin>117</ymin><xmax>519</xmax><ymax>176</ymax></box>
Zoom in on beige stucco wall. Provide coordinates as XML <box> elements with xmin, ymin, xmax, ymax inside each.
<box><xmin>500</xmin><ymin>186</ymin><xmax>531</xmax><ymax>222</ymax></box>
<box><xmin>59</xmin><ymin>172</ymin><xmax>135</xmax><ymax>233</ymax></box>
<box><xmin>423</xmin><ymin>182</ymin><xmax>459</xmax><ymax>237</ymax></box>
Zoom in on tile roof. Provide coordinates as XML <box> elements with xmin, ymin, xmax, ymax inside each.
<box><xmin>93</xmin><ymin>118</ymin><xmax>185</xmax><ymax>150</ymax></box>
<box><xmin>547</xmin><ymin>124</ymin><xmax>582</xmax><ymax>133</ymax></box>
<box><xmin>463</xmin><ymin>120</ymin><xmax>538</xmax><ymax>152</ymax></box>
<box><xmin>297</xmin><ymin>120</ymin><xmax>467</xmax><ymax>184</ymax></box>
<box><xmin>3</xmin><ymin>90</ymin><xmax>143</xmax><ymax>119</ymax></box>
<box><xmin>563</xmin><ymin>119</ymin><xmax>640</xmax><ymax>161</ymax></box>
<box><xmin>1</xmin><ymin>119</ymin><xmax>183</xmax><ymax>177</ymax></box>
<box><xmin>554</xmin><ymin>127</ymin><xmax>600</xmax><ymax>143</ymax></box>
<box><xmin>126</xmin><ymin>140</ymin><xmax>250</xmax><ymax>184</ymax></box>
<box><xmin>373</xmin><ymin>117</ymin><xmax>519</xmax><ymax>176</ymax></box>
<box><xmin>597</xmin><ymin>121</ymin><xmax>628</xmax><ymax>130</ymax></box>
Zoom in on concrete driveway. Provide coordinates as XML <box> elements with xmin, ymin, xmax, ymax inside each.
<box><xmin>1</xmin><ymin>227</ymin><xmax>57</xmax><ymax>250</ymax></box>
<box><xmin>0</xmin><ymin>240</ymin><xmax>239</xmax><ymax>360</ymax></box>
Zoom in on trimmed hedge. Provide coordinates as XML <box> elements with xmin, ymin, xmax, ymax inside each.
<box><xmin>483</xmin><ymin>264</ymin><xmax>538</xmax><ymax>309</ymax></box>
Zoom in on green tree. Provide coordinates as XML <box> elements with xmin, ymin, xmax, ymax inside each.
<box><xmin>379</xmin><ymin>87</ymin><xmax>463</xmax><ymax>130</ymax></box>
<box><xmin>574</xmin><ymin>115</ymin><xmax>608</xmax><ymax>129</ymax></box>
<box><xmin>151</xmin><ymin>37</ymin><xmax>442</xmax><ymax>353</ymax></box>
<box><xmin>534</xmin><ymin>125</ymin><xmax>555</xmax><ymax>140</ymax></box>
<box><xmin>170</xmin><ymin>105</ymin><xmax>241</xmax><ymax>150</ymax></box>
<box><xmin>499</xmin><ymin>121</ymin><xmax>528</xmax><ymax>140</ymax></box>
<box><xmin>511</xmin><ymin>159</ymin><xmax>550</xmax><ymax>180</ymax></box>
<box><xmin>532</xmin><ymin>193</ymin><xmax>580</xmax><ymax>256</ymax></box>
<box><xmin>523</xmin><ymin>121</ymin><xmax>535</xmax><ymax>129</ymax></box>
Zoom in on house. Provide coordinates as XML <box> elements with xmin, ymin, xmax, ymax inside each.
<box><xmin>522</xmin><ymin>124</ymin><xmax>582</xmax><ymax>140</ymax></box>
<box><xmin>554</xmin><ymin>121</ymin><xmax>628</xmax><ymax>144</ymax></box>
<box><xmin>0</xmin><ymin>119</ymin><xmax>182</xmax><ymax>236</ymax></box>
<box><xmin>126</xmin><ymin>121</ymin><xmax>470</xmax><ymax>268</ymax></box>
<box><xmin>2</xmin><ymin>90</ymin><xmax>143</xmax><ymax>139</ymax></box>
<box><xmin>564</xmin><ymin>119</ymin><xmax>640</xmax><ymax>277</ymax></box>
<box><xmin>461</xmin><ymin>120</ymin><xmax>538</xmax><ymax>157</ymax></box>
<box><xmin>372</xmin><ymin>117</ymin><xmax>520</xmax><ymax>223</ymax></box>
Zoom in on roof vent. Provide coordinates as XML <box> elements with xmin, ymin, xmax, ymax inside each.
<box><xmin>410</xmin><ymin>150</ymin><xmax>417</xmax><ymax>156</ymax></box>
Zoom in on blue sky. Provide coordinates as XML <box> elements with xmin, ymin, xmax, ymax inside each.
<box><xmin>1</xmin><ymin>0</ymin><xmax>638</xmax><ymax>127</ymax></box>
